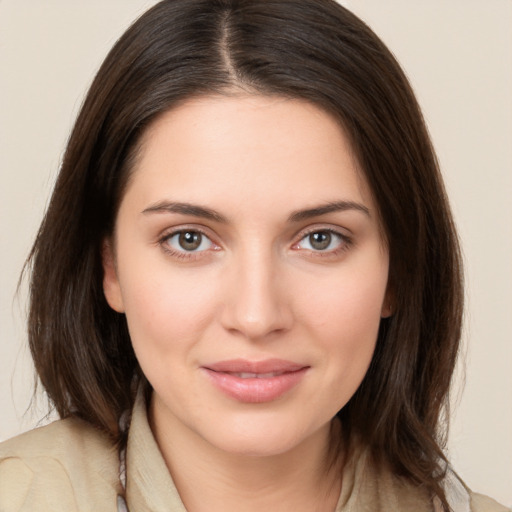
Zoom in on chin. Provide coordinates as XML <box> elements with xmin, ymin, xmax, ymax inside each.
<box><xmin>210</xmin><ymin>434</ymin><xmax>302</xmax><ymax>458</ymax></box>
<box><xmin>200</xmin><ymin>415</ymin><xmax>328</xmax><ymax>458</ymax></box>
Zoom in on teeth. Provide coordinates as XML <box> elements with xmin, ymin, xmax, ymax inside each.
<box><xmin>230</xmin><ymin>372</ymin><xmax>282</xmax><ymax>379</ymax></box>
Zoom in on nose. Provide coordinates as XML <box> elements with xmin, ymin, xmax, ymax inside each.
<box><xmin>220</xmin><ymin>247</ymin><xmax>293</xmax><ymax>341</ymax></box>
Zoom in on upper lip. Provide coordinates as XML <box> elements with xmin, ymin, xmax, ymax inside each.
<box><xmin>203</xmin><ymin>358</ymin><xmax>308</xmax><ymax>374</ymax></box>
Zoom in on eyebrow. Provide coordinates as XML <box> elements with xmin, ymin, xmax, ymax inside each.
<box><xmin>142</xmin><ymin>199</ymin><xmax>370</xmax><ymax>224</ymax></box>
<box><xmin>287</xmin><ymin>201</ymin><xmax>370</xmax><ymax>222</ymax></box>
<box><xmin>142</xmin><ymin>201</ymin><xmax>228</xmax><ymax>223</ymax></box>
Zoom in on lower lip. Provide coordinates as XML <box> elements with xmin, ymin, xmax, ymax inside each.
<box><xmin>202</xmin><ymin>368</ymin><xmax>308</xmax><ymax>403</ymax></box>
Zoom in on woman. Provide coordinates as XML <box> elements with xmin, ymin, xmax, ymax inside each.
<box><xmin>0</xmin><ymin>1</ymin><xmax>507</xmax><ymax>511</ymax></box>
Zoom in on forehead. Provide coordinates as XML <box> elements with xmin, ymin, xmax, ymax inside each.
<box><xmin>123</xmin><ymin>94</ymin><xmax>375</xmax><ymax>216</ymax></box>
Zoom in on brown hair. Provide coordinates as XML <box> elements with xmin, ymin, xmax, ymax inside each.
<box><xmin>25</xmin><ymin>1</ymin><xmax>463</xmax><ymax>509</ymax></box>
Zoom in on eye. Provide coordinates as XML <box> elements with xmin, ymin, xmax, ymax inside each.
<box><xmin>295</xmin><ymin>230</ymin><xmax>346</xmax><ymax>252</ymax></box>
<box><xmin>164</xmin><ymin>230</ymin><xmax>215</xmax><ymax>253</ymax></box>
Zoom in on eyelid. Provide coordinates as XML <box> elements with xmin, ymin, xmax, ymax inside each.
<box><xmin>158</xmin><ymin>225</ymin><xmax>221</xmax><ymax>258</ymax></box>
<box><xmin>158</xmin><ymin>223</ymin><xmax>218</xmax><ymax>242</ymax></box>
<box><xmin>167</xmin><ymin>231</ymin><xmax>213</xmax><ymax>252</ymax></box>
<box><xmin>293</xmin><ymin>224</ymin><xmax>351</xmax><ymax>243</ymax></box>
<box><xmin>156</xmin><ymin>223</ymin><xmax>352</xmax><ymax>260</ymax></box>
<box><xmin>291</xmin><ymin>225</ymin><xmax>353</xmax><ymax>255</ymax></box>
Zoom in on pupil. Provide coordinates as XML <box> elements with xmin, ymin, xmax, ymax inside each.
<box><xmin>179</xmin><ymin>231</ymin><xmax>202</xmax><ymax>250</ymax></box>
<box><xmin>310</xmin><ymin>232</ymin><xmax>331</xmax><ymax>250</ymax></box>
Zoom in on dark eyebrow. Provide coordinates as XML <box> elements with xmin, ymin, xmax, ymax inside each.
<box><xmin>142</xmin><ymin>201</ymin><xmax>228</xmax><ymax>223</ymax></box>
<box><xmin>287</xmin><ymin>201</ymin><xmax>370</xmax><ymax>223</ymax></box>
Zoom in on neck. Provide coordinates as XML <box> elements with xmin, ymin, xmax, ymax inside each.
<box><xmin>149</xmin><ymin>400</ymin><xmax>343</xmax><ymax>512</ymax></box>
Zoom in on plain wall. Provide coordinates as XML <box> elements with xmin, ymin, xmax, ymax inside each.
<box><xmin>1</xmin><ymin>1</ymin><xmax>511</xmax><ymax>506</ymax></box>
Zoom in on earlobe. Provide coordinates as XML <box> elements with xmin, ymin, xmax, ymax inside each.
<box><xmin>102</xmin><ymin>239</ymin><xmax>125</xmax><ymax>313</ymax></box>
<box><xmin>381</xmin><ymin>289</ymin><xmax>394</xmax><ymax>318</ymax></box>
<box><xmin>381</xmin><ymin>302</ymin><xmax>393</xmax><ymax>318</ymax></box>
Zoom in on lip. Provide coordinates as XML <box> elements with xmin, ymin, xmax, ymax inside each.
<box><xmin>202</xmin><ymin>359</ymin><xmax>309</xmax><ymax>403</ymax></box>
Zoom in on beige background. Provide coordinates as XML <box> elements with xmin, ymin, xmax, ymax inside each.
<box><xmin>1</xmin><ymin>1</ymin><xmax>511</xmax><ymax>506</ymax></box>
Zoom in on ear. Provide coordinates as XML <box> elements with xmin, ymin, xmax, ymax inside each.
<box><xmin>381</xmin><ymin>288</ymin><xmax>394</xmax><ymax>318</ymax></box>
<box><xmin>102</xmin><ymin>239</ymin><xmax>125</xmax><ymax>313</ymax></box>
<box><xmin>381</xmin><ymin>303</ymin><xmax>393</xmax><ymax>318</ymax></box>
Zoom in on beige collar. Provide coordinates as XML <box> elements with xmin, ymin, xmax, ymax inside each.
<box><xmin>125</xmin><ymin>392</ymin><xmax>187</xmax><ymax>511</ymax></box>
<box><xmin>123</xmin><ymin>391</ymin><xmax>437</xmax><ymax>512</ymax></box>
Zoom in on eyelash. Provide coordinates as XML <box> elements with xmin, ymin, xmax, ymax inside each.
<box><xmin>158</xmin><ymin>226</ymin><xmax>352</xmax><ymax>261</ymax></box>
<box><xmin>158</xmin><ymin>227</ymin><xmax>219</xmax><ymax>260</ymax></box>
<box><xmin>292</xmin><ymin>227</ymin><xmax>352</xmax><ymax>258</ymax></box>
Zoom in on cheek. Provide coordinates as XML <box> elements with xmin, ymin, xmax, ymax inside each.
<box><xmin>298</xmin><ymin>260</ymin><xmax>388</xmax><ymax>389</ymax></box>
<box><xmin>118</xmin><ymin>262</ymin><xmax>220</xmax><ymax>357</ymax></box>
<box><xmin>304</xmin><ymin>265</ymin><xmax>387</xmax><ymax>339</ymax></box>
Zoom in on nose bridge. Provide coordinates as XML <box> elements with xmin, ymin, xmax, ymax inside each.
<box><xmin>221</xmin><ymin>242</ymin><xmax>291</xmax><ymax>339</ymax></box>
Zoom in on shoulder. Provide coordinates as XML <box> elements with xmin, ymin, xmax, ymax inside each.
<box><xmin>0</xmin><ymin>418</ymin><xmax>120</xmax><ymax>512</ymax></box>
<box><xmin>345</xmin><ymin>447</ymin><xmax>510</xmax><ymax>512</ymax></box>
<box><xmin>440</xmin><ymin>469</ymin><xmax>510</xmax><ymax>512</ymax></box>
<box><xmin>470</xmin><ymin>492</ymin><xmax>510</xmax><ymax>512</ymax></box>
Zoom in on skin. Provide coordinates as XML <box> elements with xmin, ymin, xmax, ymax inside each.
<box><xmin>103</xmin><ymin>94</ymin><xmax>391</xmax><ymax>511</ymax></box>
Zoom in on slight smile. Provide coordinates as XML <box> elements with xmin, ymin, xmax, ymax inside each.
<box><xmin>202</xmin><ymin>359</ymin><xmax>310</xmax><ymax>403</ymax></box>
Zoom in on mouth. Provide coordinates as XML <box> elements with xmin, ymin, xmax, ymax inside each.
<box><xmin>224</xmin><ymin>371</ymin><xmax>291</xmax><ymax>379</ymax></box>
<box><xmin>202</xmin><ymin>359</ymin><xmax>309</xmax><ymax>403</ymax></box>
<box><xmin>204</xmin><ymin>358</ymin><xmax>306</xmax><ymax>374</ymax></box>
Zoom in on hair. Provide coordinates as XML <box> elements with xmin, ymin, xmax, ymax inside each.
<box><xmin>25</xmin><ymin>1</ymin><xmax>463</xmax><ymax>509</ymax></box>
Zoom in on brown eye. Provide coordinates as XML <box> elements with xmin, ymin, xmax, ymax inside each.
<box><xmin>179</xmin><ymin>231</ymin><xmax>202</xmax><ymax>251</ymax></box>
<box><xmin>164</xmin><ymin>230</ymin><xmax>214</xmax><ymax>253</ymax></box>
<box><xmin>309</xmin><ymin>231</ymin><xmax>331</xmax><ymax>250</ymax></box>
<box><xmin>294</xmin><ymin>229</ymin><xmax>346</xmax><ymax>253</ymax></box>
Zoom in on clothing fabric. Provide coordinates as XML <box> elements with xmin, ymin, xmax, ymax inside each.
<box><xmin>0</xmin><ymin>395</ymin><xmax>507</xmax><ymax>512</ymax></box>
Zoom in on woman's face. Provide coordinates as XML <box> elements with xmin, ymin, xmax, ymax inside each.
<box><xmin>103</xmin><ymin>95</ymin><xmax>390</xmax><ymax>457</ymax></box>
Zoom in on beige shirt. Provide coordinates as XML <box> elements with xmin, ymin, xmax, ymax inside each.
<box><xmin>0</xmin><ymin>396</ymin><xmax>507</xmax><ymax>512</ymax></box>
